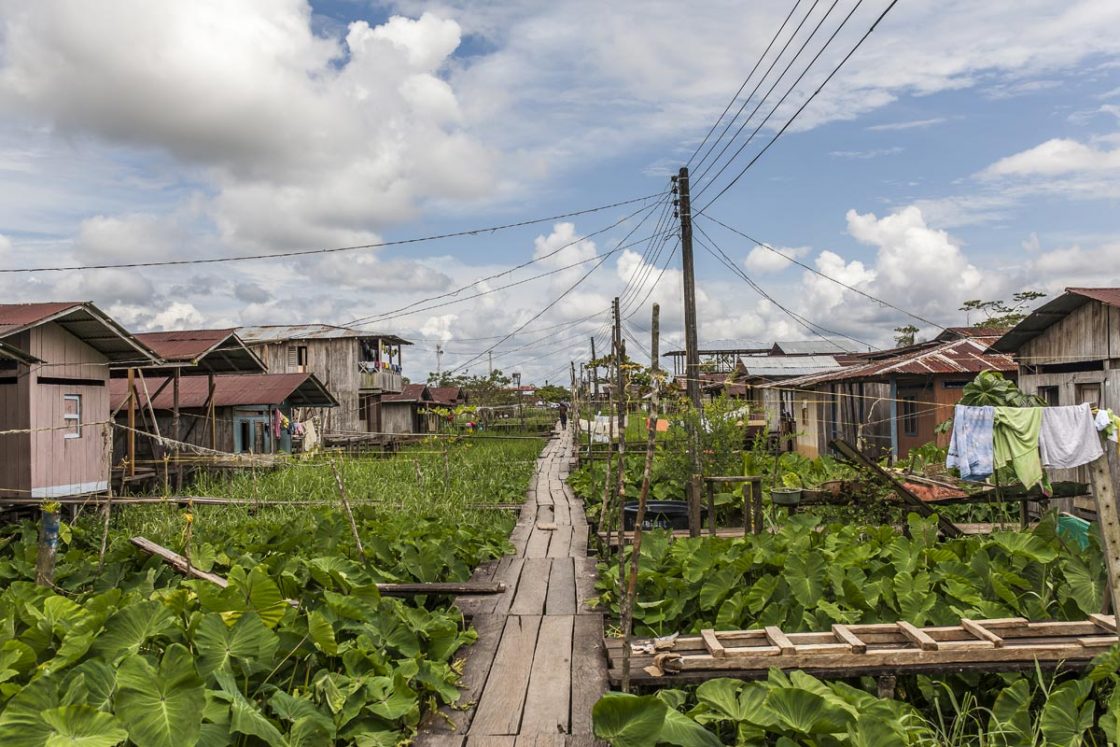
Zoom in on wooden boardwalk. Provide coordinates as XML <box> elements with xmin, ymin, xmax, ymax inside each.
<box><xmin>416</xmin><ymin>430</ymin><xmax>608</xmax><ymax>747</ymax></box>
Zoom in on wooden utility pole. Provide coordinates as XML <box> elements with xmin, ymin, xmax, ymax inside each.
<box><xmin>172</xmin><ymin>369</ymin><xmax>181</xmax><ymax>490</ymax></box>
<box><xmin>590</xmin><ymin>336</ymin><xmax>599</xmax><ymax>404</ymax></box>
<box><xmin>676</xmin><ymin>166</ymin><xmax>703</xmax><ymax>536</ymax></box>
<box><xmin>127</xmin><ymin>367</ymin><xmax>136</xmax><ymax>478</ymax></box>
<box><xmin>650</xmin><ymin>302</ymin><xmax>660</xmax><ymax>375</ymax></box>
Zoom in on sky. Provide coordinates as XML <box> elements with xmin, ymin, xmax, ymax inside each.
<box><xmin>1</xmin><ymin>0</ymin><xmax>1120</xmax><ymax>385</ymax></box>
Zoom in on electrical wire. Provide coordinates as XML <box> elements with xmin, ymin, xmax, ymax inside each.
<box><xmin>0</xmin><ymin>193</ymin><xmax>663</xmax><ymax>274</ymax></box>
<box><xmin>695</xmin><ymin>0</ymin><xmax>900</xmax><ymax>213</ymax></box>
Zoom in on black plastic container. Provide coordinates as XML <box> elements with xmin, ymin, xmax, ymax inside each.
<box><xmin>622</xmin><ymin>500</ymin><xmax>706</xmax><ymax>531</ymax></box>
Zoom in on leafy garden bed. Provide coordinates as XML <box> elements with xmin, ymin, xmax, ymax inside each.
<box><xmin>0</xmin><ymin>435</ymin><xmax>541</xmax><ymax>746</ymax></box>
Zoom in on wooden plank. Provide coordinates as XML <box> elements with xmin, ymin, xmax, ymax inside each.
<box><xmin>961</xmin><ymin>618</ymin><xmax>1004</xmax><ymax>648</ymax></box>
<box><xmin>545</xmin><ymin>558</ymin><xmax>577</xmax><ymax>615</ymax></box>
<box><xmin>830</xmin><ymin>439</ymin><xmax>963</xmax><ymax>538</ymax></box>
<box><xmin>535</xmin><ymin>521</ymin><xmax>558</xmax><ymax>531</ymax></box>
<box><xmin>570</xmin><ymin>524</ymin><xmax>589</xmax><ymax>558</ymax></box>
<box><xmin>413</xmin><ymin>735</ymin><xmax>466</xmax><ymax>746</ymax></box>
<box><xmin>764</xmin><ymin>626</ymin><xmax>796</xmax><ymax>655</ymax></box>
<box><xmin>700</xmin><ymin>629</ymin><xmax>726</xmax><ymax>658</ymax></box>
<box><xmin>570</xmin><ymin>614</ymin><xmax>608</xmax><ymax>737</ymax></box>
<box><xmin>897</xmin><ymin>621</ymin><xmax>939</xmax><ymax>651</ymax></box>
<box><xmin>524</xmin><ymin>527</ymin><xmax>552</xmax><ymax>558</ymax></box>
<box><xmin>470</xmin><ymin>616</ymin><xmax>543</xmax><ymax>736</ymax></box>
<box><xmin>465</xmin><ymin>737</ymin><xmax>517</xmax><ymax>747</ymax></box>
<box><xmin>379</xmin><ymin>582</ymin><xmax>505</xmax><ymax>596</ymax></box>
<box><xmin>546</xmin><ymin>525</ymin><xmax>573</xmax><ymax>558</ymax></box>
<box><xmin>130</xmin><ymin>536</ymin><xmax>229</xmax><ymax>587</ymax></box>
<box><xmin>573</xmin><ymin>556</ymin><xmax>599</xmax><ymax>613</ymax></box>
<box><xmin>510</xmin><ymin>558</ymin><xmax>552</xmax><ymax>616</ymax></box>
<box><xmin>521</xmin><ymin>615</ymin><xmax>574</xmax><ymax>734</ymax></box>
<box><xmin>1090</xmin><ymin>613</ymin><xmax>1118</xmax><ymax>633</ymax></box>
<box><xmin>491</xmin><ymin>558</ymin><xmax>526</xmax><ymax>618</ymax></box>
<box><xmin>514</xmin><ymin>736</ymin><xmax>566</xmax><ymax>746</ymax></box>
<box><xmin>832</xmin><ymin>625</ymin><xmax>866</xmax><ymax>654</ymax></box>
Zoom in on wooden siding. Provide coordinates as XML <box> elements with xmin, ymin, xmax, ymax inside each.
<box><xmin>0</xmin><ymin>342</ymin><xmax>31</xmax><ymax>498</ymax></box>
<box><xmin>248</xmin><ymin>338</ymin><xmax>361</xmax><ymax>434</ymax></box>
<box><xmin>380</xmin><ymin>402</ymin><xmax>416</xmax><ymax>435</ymax></box>
<box><xmin>1019</xmin><ymin>300</ymin><xmax>1118</xmax><ymax>364</ymax></box>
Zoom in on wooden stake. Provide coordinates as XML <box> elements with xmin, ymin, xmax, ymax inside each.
<box><xmin>127</xmin><ymin>367</ymin><xmax>136</xmax><ymax>478</ymax></box>
<box><xmin>97</xmin><ymin>426</ymin><xmax>114</xmax><ymax>572</ymax></box>
<box><xmin>1088</xmin><ymin>453</ymin><xmax>1120</xmax><ymax>617</ymax></box>
<box><xmin>330</xmin><ymin>461</ymin><xmax>366</xmax><ymax>562</ymax></box>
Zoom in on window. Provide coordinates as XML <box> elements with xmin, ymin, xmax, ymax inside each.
<box><xmin>63</xmin><ymin>394</ymin><xmax>81</xmax><ymax>439</ymax></box>
<box><xmin>1076</xmin><ymin>383</ymin><xmax>1101</xmax><ymax>407</ymax></box>
<box><xmin>287</xmin><ymin>345</ymin><xmax>309</xmax><ymax>372</ymax></box>
<box><xmin>901</xmin><ymin>396</ymin><xmax>918</xmax><ymax>437</ymax></box>
<box><xmin>1038</xmin><ymin>386</ymin><xmax>1059</xmax><ymax>407</ymax></box>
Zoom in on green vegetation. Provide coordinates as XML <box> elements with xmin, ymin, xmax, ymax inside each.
<box><xmin>0</xmin><ymin>436</ymin><xmax>542</xmax><ymax>746</ymax></box>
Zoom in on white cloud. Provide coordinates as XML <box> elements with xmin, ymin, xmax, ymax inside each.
<box><xmin>982</xmin><ymin>137</ymin><xmax>1120</xmax><ymax>177</ymax></box>
<box><xmin>744</xmin><ymin>244</ymin><xmax>807</xmax><ymax>274</ymax></box>
<box><xmin>829</xmin><ymin>146</ymin><xmax>903</xmax><ymax>160</ymax></box>
<box><xmin>866</xmin><ymin>117</ymin><xmax>947</xmax><ymax>131</ymax></box>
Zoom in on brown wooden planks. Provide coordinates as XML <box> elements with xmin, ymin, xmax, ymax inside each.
<box><xmin>521</xmin><ymin>615</ymin><xmax>575</xmax><ymax>734</ymax></box>
<box><xmin>545</xmin><ymin>558</ymin><xmax>577</xmax><ymax>615</ymax></box>
<box><xmin>547</xmin><ymin>525</ymin><xmax>573</xmax><ymax>558</ymax></box>
<box><xmin>524</xmin><ymin>527</ymin><xmax>552</xmax><ymax>558</ymax></box>
<box><xmin>573</xmin><ymin>556</ymin><xmax>600</xmax><ymax>613</ymax></box>
<box><xmin>570</xmin><ymin>614</ymin><xmax>608</xmax><ymax>737</ymax></box>
<box><xmin>510</xmin><ymin>557</ymin><xmax>552</xmax><ymax>616</ymax></box>
<box><xmin>471</xmin><ymin>616</ymin><xmax>544</xmax><ymax>735</ymax></box>
<box><xmin>420</xmin><ymin>613</ymin><xmax>507</xmax><ymax>735</ymax></box>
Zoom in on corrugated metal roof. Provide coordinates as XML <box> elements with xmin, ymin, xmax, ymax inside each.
<box><xmin>0</xmin><ymin>302</ymin><xmax>160</xmax><ymax>364</ymax></box>
<box><xmin>741</xmin><ymin>355</ymin><xmax>842</xmax><ymax>379</ymax></box>
<box><xmin>0</xmin><ymin>339</ymin><xmax>40</xmax><ymax>364</ymax></box>
<box><xmin>109</xmin><ymin>373</ymin><xmax>338</xmax><ymax>409</ymax></box>
<box><xmin>236</xmin><ymin>324</ymin><xmax>411</xmax><ymax>345</ymax></box>
<box><xmin>772</xmin><ymin>339</ymin><xmax>853</xmax><ymax>355</ymax></box>
<box><xmin>381</xmin><ymin>383</ymin><xmax>430</xmax><ymax>403</ymax></box>
<box><xmin>763</xmin><ymin>337</ymin><xmax>1013</xmax><ymax>388</ymax></box>
<box><xmin>133</xmin><ymin>329</ymin><xmax>266</xmax><ymax>374</ymax></box>
<box><xmin>991</xmin><ymin>287</ymin><xmax>1120</xmax><ymax>353</ymax></box>
<box><xmin>429</xmin><ymin>386</ymin><xmax>466</xmax><ymax>406</ymax></box>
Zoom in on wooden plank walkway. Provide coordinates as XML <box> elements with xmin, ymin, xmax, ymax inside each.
<box><xmin>416</xmin><ymin>429</ymin><xmax>608</xmax><ymax>746</ymax></box>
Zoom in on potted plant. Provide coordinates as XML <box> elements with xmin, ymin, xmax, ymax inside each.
<box><xmin>771</xmin><ymin>472</ymin><xmax>803</xmax><ymax>506</ymax></box>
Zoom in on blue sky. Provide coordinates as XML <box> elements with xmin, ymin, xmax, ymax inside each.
<box><xmin>1</xmin><ymin>0</ymin><xmax>1119</xmax><ymax>383</ymax></box>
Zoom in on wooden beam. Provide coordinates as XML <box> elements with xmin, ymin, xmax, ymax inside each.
<box><xmin>961</xmin><ymin>618</ymin><xmax>1003</xmax><ymax>648</ymax></box>
<box><xmin>830</xmin><ymin>438</ymin><xmax>963</xmax><ymax>538</ymax></box>
<box><xmin>1087</xmin><ymin>453</ymin><xmax>1120</xmax><ymax>617</ymax></box>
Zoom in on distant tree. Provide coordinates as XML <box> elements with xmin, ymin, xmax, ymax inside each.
<box><xmin>427</xmin><ymin>368</ymin><xmax>515</xmax><ymax>406</ymax></box>
<box><xmin>893</xmin><ymin>325</ymin><xmax>919</xmax><ymax>347</ymax></box>
<box><xmin>535</xmin><ymin>384</ymin><xmax>571</xmax><ymax>403</ymax></box>
<box><xmin>959</xmin><ymin>291</ymin><xmax>1046</xmax><ymax>330</ymax></box>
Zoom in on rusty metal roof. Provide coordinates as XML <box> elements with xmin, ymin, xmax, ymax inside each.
<box><xmin>0</xmin><ymin>302</ymin><xmax>160</xmax><ymax>364</ymax></box>
<box><xmin>762</xmin><ymin>337</ymin><xmax>1014</xmax><ymax>388</ymax></box>
<box><xmin>236</xmin><ymin>324</ymin><xmax>411</xmax><ymax>345</ymax></box>
<box><xmin>132</xmin><ymin>329</ymin><xmax>266</xmax><ymax>374</ymax></box>
<box><xmin>429</xmin><ymin>386</ymin><xmax>466</xmax><ymax>406</ymax></box>
<box><xmin>381</xmin><ymin>383</ymin><xmax>430</xmax><ymax>403</ymax></box>
<box><xmin>991</xmin><ymin>288</ymin><xmax>1120</xmax><ymax>354</ymax></box>
<box><xmin>109</xmin><ymin>372</ymin><xmax>338</xmax><ymax>410</ymax></box>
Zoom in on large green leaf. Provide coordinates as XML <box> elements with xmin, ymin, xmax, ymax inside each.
<box><xmin>193</xmin><ymin>612</ymin><xmax>279</xmax><ymax>678</ymax></box>
<box><xmin>592</xmin><ymin>693</ymin><xmax>668</xmax><ymax>747</ymax></box>
<box><xmin>40</xmin><ymin>705</ymin><xmax>128</xmax><ymax>747</ymax></box>
<box><xmin>1039</xmin><ymin>679</ymin><xmax>1093</xmax><ymax>747</ymax></box>
<box><xmin>0</xmin><ymin>676</ymin><xmax>59</xmax><ymax>746</ymax></box>
<box><xmin>306</xmin><ymin>610</ymin><xmax>338</xmax><ymax>656</ymax></box>
<box><xmin>990</xmin><ymin>679</ymin><xmax>1033</xmax><ymax>745</ymax></box>
<box><xmin>658</xmin><ymin>706</ymin><xmax>722</xmax><ymax>747</ymax></box>
<box><xmin>784</xmin><ymin>553</ymin><xmax>825</xmax><ymax>608</ymax></box>
<box><xmin>91</xmin><ymin>601</ymin><xmax>177</xmax><ymax>663</ymax></box>
<box><xmin>114</xmin><ymin>644</ymin><xmax>204</xmax><ymax>747</ymax></box>
<box><xmin>764</xmin><ymin>688</ymin><xmax>833</xmax><ymax>735</ymax></box>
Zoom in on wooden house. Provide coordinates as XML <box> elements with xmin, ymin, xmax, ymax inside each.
<box><xmin>761</xmin><ymin>329</ymin><xmax>1016</xmax><ymax>461</ymax></box>
<box><xmin>236</xmin><ymin>325</ymin><xmax>409</xmax><ymax>435</ymax></box>
<box><xmin>379</xmin><ymin>384</ymin><xmax>469</xmax><ymax>435</ymax></box>
<box><xmin>109</xmin><ymin>373</ymin><xmax>337</xmax><ymax>456</ymax></box>
<box><xmin>0</xmin><ymin>302</ymin><xmax>160</xmax><ymax>499</ymax></box>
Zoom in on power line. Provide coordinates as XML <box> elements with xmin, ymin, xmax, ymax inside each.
<box><xmin>699</xmin><ymin>214</ymin><xmax>947</xmax><ymax>331</ymax></box>
<box><xmin>692</xmin><ymin>0</ymin><xmax>853</xmax><ymax>194</ymax></box>
<box><xmin>690</xmin><ymin>0</ymin><xmax>820</xmax><ymax>176</ymax></box>
<box><xmin>346</xmin><ymin>194</ymin><xmax>667</xmax><ymax>327</ymax></box>
<box><xmin>0</xmin><ymin>193</ymin><xmax>663</xmax><ymax>274</ymax></box>
<box><xmin>695</xmin><ymin>0</ymin><xmax>900</xmax><ymax>213</ymax></box>
<box><xmin>692</xmin><ymin>223</ymin><xmax>875</xmax><ymax>350</ymax></box>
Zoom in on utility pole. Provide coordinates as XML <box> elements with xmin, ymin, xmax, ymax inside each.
<box><xmin>590</xmin><ymin>336</ymin><xmax>599</xmax><ymax>405</ymax></box>
<box><xmin>651</xmin><ymin>302</ymin><xmax>660</xmax><ymax>375</ymax></box>
<box><xmin>488</xmin><ymin>351</ymin><xmax>493</xmax><ymax>378</ymax></box>
<box><xmin>675</xmin><ymin>166</ymin><xmax>703</xmax><ymax>537</ymax></box>
<box><xmin>436</xmin><ymin>344</ymin><xmax>444</xmax><ymax>375</ymax></box>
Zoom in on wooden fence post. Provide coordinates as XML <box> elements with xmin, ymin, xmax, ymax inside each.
<box><xmin>1088</xmin><ymin>453</ymin><xmax>1120</xmax><ymax>617</ymax></box>
<box><xmin>35</xmin><ymin>504</ymin><xmax>60</xmax><ymax>587</ymax></box>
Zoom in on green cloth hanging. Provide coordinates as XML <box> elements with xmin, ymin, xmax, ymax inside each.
<box><xmin>993</xmin><ymin>407</ymin><xmax>1043</xmax><ymax>489</ymax></box>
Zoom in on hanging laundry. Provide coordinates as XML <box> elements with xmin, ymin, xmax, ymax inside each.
<box><xmin>1095</xmin><ymin>408</ymin><xmax>1120</xmax><ymax>450</ymax></box>
<box><xmin>1039</xmin><ymin>403</ymin><xmax>1103</xmax><ymax>469</ymax></box>
<box><xmin>946</xmin><ymin>405</ymin><xmax>995</xmax><ymax>481</ymax></box>
<box><xmin>993</xmin><ymin>407</ymin><xmax>1043</xmax><ymax>490</ymax></box>
<box><xmin>272</xmin><ymin>409</ymin><xmax>282</xmax><ymax>440</ymax></box>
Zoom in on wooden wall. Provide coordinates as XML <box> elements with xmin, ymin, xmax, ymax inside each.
<box><xmin>380</xmin><ymin>402</ymin><xmax>416</xmax><ymax>435</ymax></box>
<box><xmin>26</xmin><ymin>323</ymin><xmax>110</xmax><ymax>497</ymax></box>
<box><xmin>0</xmin><ymin>332</ymin><xmax>32</xmax><ymax>498</ymax></box>
<box><xmin>249</xmin><ymin>338</ymin><xmax>360</xmax><ymax>434</ymax></box>
<box><xmin>1019</xmin><ymin>300</ymin><xmax>1119</xmax><ymax>364</ymax></box>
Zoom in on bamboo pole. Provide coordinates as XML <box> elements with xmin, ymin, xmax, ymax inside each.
<box><xmin>330</xmin><ymin>461</ymin><xmax>366</xmax><ymax>562</ymax></box>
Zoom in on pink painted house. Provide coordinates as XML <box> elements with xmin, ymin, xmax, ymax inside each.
<box><xmin>0</xmin><ymin>303</ymin><xmax>159</xmax><ymax>499</ymax></box>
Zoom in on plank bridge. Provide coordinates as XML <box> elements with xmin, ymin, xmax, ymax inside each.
<box><xmin>417</xmin><ymin>430</ymin><xmax>607</xmax><ymax>747</ymax></box>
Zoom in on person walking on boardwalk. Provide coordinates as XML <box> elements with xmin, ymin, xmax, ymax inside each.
<box><xmin>558</xmin><ymin>401</ymin><xmax>569</xmax><ymax>430</ymax></box>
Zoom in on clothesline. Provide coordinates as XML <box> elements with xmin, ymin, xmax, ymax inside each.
<box><xmin>948</xmin><ymin>403</ymin><xmax>1118</xmax><ymax>491</ymax></box>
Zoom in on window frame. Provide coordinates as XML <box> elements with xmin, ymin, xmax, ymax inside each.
<box><xmin>63</xmin><ymin>393</ymin><xmax>82</xmax><ymax>440</ymax></box>
<box><xmin>901</xmin><ymin>396</ymin><xmax>919</xmax><ymax>437</ymax></box>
